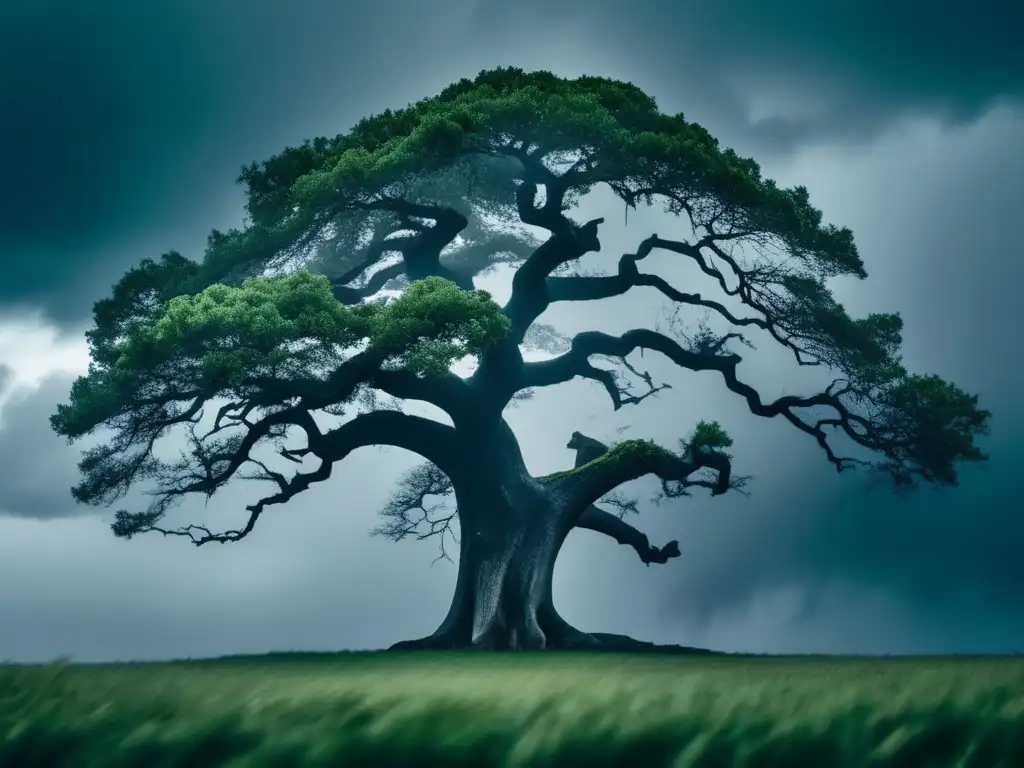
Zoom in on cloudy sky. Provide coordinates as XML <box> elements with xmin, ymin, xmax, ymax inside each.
<box><xmin>1</xmin><ymin>0</ymin><xmax>1022</xmax><ymax>662</ymax></box>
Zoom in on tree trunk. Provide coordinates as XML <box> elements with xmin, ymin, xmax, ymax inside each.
<box><xmin>391</xmin><ymin>480</ymin><xmax>578</xmax><ymax>650</ymax></box>
<box><xmin>389</xmin><ymin>427</ymin><xmax>598</xmax><ymax>651</ymax></box>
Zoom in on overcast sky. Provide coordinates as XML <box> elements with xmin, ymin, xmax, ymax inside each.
<box><xmin>1</xmin><ymin>0</ymin><xmax>1022</xmax><ymax>662</ymax></box>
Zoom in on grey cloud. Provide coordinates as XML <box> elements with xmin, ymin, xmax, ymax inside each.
<box><xmin>0</xmin><ymin>374</ymin><xmax>84</xmax><ymax>518</ymax></box>
<box><xmin>1</xmin><ymin>0</ymin><xmax>478</xmax><ymax>323</ymax></box>
<box><xmin>0</xmin><ymin>365</ymin><xmax>12</xmax><ymax>398</ymax></box>
<box><xmin>474</xmin><ymin>0</ymin><xmax>1024</xmax><ymax>152</ymax></box>
<box><xmin>0</xmin><ymin>444</ymin><xmax>459</xmax><ymax>662</ymax></box>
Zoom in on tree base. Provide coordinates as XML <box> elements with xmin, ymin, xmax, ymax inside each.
<box><xmin>388</xmin><ymin>630</ymin><xmax>720</xmax><ymax>655</ymax></box>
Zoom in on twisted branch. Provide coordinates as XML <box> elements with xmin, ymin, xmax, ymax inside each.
<box><xmin>523</xmin><ymin>328</ymin><xmax>874</xmax><ymax>472</ymax></box>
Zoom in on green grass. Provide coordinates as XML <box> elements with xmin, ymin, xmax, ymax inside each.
<box><xmin>2</xmin><ymin>652</ymin><xmax>1023</xmax><ymax>766</ymax></box>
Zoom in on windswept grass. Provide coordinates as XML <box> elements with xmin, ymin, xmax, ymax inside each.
<box><xmin>2</xmin><ymin>652</ymin><xmax>1023</xmax><ymax>766</ymax></box>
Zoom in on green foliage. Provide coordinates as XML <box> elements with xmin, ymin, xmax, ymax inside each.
<box><xmin>52</xmin><ymin>274</ymin><xmax>508</xmax><ymax>441</ymax></box>
<box><xmin>368</xmin><ymin>276</ymin><xmax>510</xmax><ymax>376</ymax></box>
<box><xmin>686</xmin><ymin>420</ymin><xmax>734</xmax><ymax>450</ymax></box>
<box><xmin>872</xmin><ymin>374</ymin><xmax>990</xmax><ymax>486</ymax></box>
<box><xmin>223</xmin><ymin>67</ymin><xmax>864</xmax><ymax>286</ymax></box>
<box><xmin>87</xmin><ymin>251</ymin><xmax>202</xmax><ymax>367</ymax></box>
<box><xmin>775</xmin><ymin>275</ymin><xmax>906</xmax><ymax>386</ymax></box>
<box><xmin>3</xmin><ymin>654</ymin><xmax>1023</xmax><ymax>767</ymax></box>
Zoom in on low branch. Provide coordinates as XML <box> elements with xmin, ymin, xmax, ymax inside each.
<box><xmin>373</xmin><ymin>461</ymin><xmax>459</xmax><ymax>564</ymax></box>
<box><xmin>113</xmin><ymin>410</ymin><xmax>463</xmax><ymax>547</ymax></box>
<box><xmin>574</xmin><ymin>504</ymin><xmax>681</xmax><ymax>566</ymax></box>
<box><xmin>549</xmin><ymin>439</ymin><xmax>732</xmax><ymax>524</ymax></box>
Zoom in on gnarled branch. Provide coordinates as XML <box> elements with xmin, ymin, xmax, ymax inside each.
<box><xmin>547</xmin><ymin>438</ymin><xmax>732</xmax><ymax>527</ymax></box>
<box><xmin>522</xmin><ymin>327</ymin><xmax>871</xmax><ymax>472</ymax></box>
<box><xmin>545</xmin><ymin>233</ymin><xmax>821</xmax><ymax>366</ymax></box>
<box><xmin>501</xmin><ymin>211</ymin><xmax>605</xmax><ymax>343</ymax></box>
<box><xmin>574</xmin><ymin>504</ymin><xmax>681</xmax><ymax>566</ymax></box>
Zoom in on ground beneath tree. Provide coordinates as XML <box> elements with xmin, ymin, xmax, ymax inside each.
<box><xmin>388</xmin><ymin>632</ymin><xmax>722</xmax><ymax>655</ymax></box>
<box><xmin>578</xmin><ymin>633</ymin><xmax>721</xmax><ymax>655</ymax></box>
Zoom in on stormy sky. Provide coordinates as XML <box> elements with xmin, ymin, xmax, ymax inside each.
<box><xmin>1</xmin><ymin>0</ymin><xmax>1022</xmax><ymax>662</ymax></box>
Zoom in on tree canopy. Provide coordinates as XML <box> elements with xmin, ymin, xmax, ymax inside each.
<box><xmin>53</xmin><ymin>69</ymin><xmax>988</xmax><ymax>629</ymax></box>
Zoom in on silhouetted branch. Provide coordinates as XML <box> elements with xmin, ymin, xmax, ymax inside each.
<box><xmin>574</xmin><ymin>504</ymin><xmax>681</xmax><ymax>566</ymax></box>
<box><xmin>545</xmin><ymin>233</ymin><xmax>822</xmax><ymax>366</ymax></box>
<box><xmin>112</xmin><ymin>410</ymin><xmax>462</xmax><ymax>546</ymax></box>
<box><xmin>373</xmin><ymin>462</ymin><xmax>459</xmax><ymax>564</ymax></box>
<box><xmin>522</xmin><ymin>327</ymin><xmax>873</xmax><ymax>472</ymax></box>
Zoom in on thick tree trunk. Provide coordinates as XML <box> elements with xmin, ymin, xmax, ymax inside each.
<box><xmin>389</xmin><ymin>425</ymin><xmax>599</xmax><ymax>651</ymax></box>
<box><xmin>391</xmin><ymin>478</ymin><xmax>580</xmax><ymax>650</ymax></box>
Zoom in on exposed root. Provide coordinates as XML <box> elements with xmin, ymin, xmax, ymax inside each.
<box><xmin>389</xmin><ymin>606</ymin><xmax>718</xmax><ymax>654</ymax></box>
<box><xmin>387</xmin><ymin>625</ymin><xmax>466</xmax><ymax>651</ymax></box>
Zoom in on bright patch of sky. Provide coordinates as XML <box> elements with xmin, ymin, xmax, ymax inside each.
<box><xmin>0</xmin><ymin>313</ymin><xmax>91</xmax><ymax>427</ymax></box>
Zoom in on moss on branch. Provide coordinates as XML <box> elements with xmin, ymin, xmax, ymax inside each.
<box><xmin>540</xmin><ymin>438</ymin><xmax>676</xmax><ymax>483</ymax></box>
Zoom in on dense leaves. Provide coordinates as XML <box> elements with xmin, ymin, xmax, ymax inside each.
<box><xmin>54</xmin><ymin>274</ymin><xmax>506</xmax><ymax>442</ymax></box>
<box><xmin>867</xmin><ymin>375</ymin><xmax>989</xmax><ymax>486</ymax></box>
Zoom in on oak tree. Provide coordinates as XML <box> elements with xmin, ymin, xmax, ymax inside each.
<box><xmin>53</xmin><ymin>69</ymin><xmax>989</xmax><ymax>650</ymax></box>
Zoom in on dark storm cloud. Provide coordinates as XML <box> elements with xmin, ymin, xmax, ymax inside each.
<box><xmin>0</xmin><ymin>0</ymin><xmax>477</xmax><ymax>323</ymax></box>
<box><xmin>475</xmin><ymin>0</ymin><xmax>1024</xmax><ymax>151</ymax></box>
<box><xmin>4</xmin><ymin>0</ymin><xmax>1021</xmax><ymax>327</ymax></box>
<box><xmin>0</xmin><ymin>374</ymin><xmax>83</xmax><ymax>518</ymax></box>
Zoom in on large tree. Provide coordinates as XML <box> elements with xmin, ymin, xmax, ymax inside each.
<box><xmin>53</xmin><ymin>69</ymin><xmax>989</xmax><ymax>651</ymax></box>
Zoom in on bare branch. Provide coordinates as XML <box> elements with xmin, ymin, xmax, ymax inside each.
<box><xmin>372</xmin><ymin>462</ymin><xmax>459</xmax><ymax>564</ymax></box>
<box><xmin>574</xmin><ymin>504</ymin><xmax>681</xmax><ymax>566</ymax></box>
<box><xmin>545</xmin><ymin>233</ymin><xmax>822</xmax><ymax>366</ymax></box>
<box><xmin>112</xmin><ymin>410</ymin><xmax>463</xmax><ymax>546</ymax></box>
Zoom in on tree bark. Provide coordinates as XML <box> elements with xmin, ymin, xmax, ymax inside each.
<box><xmin>391</xmin><ymin>472</ymin><xmax>575</xmax><ymax>650</ymax></box>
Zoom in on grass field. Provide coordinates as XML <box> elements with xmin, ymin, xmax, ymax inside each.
<box><xmin>2</xmin><ymin>652</ymin><xmax>1023</xmax><ymax>767</ymax></box>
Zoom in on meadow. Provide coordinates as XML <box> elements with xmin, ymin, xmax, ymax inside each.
<box><xmin>2</xmin><ymin>651</ymin><xmax>1023</xmax><ymax>767</ymax></box>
